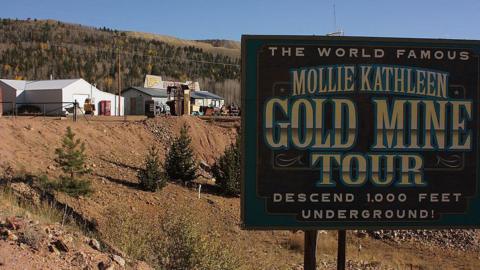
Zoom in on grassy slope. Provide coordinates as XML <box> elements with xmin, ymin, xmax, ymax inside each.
<box><xmin>127</xmin><ymin>31</ymin><xmax>240</xmax><ymax>58</ymax></box>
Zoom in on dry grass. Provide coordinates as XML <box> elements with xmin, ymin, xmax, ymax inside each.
<box><xmin>18</xmin><ymin>225</ymin><xmax>47</xmax><ymax>250</ymax></box>
<box><xmin>102</xmin><ymin>205</ymin><xmax>240</xmax><ymax>270</ymax></box>
<box><xmin>284</xmin><ymin>231</ymin><xmax>304</xmax><ymax>252</ymax></box>
<box><xmin>125</xmin><ymin>32</ymin><xmax>240</xmax><ymax>58</ymax></box>
<box><xmin>0</xmin><ymin>186</ymin><xmax>78</xmax><ymax>228</ymax></box>
<box><xmin>316</xmin><ymin>231</ymin><xmax>339</xmax><ymax>257</ymax></box>
<box><xmin>102</xmin><ymin>205</ymin><xmax>158</xmax><ymax>262</ymax></box>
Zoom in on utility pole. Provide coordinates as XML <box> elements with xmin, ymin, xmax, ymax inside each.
<box><xmin>117</xmin><ymin>49</ymin><xmax>121</xmax><ymax>116</ymax></box>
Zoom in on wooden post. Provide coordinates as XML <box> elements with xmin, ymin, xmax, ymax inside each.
<box><xmin>73</xmin><ymin>101</ymin><xmax>77</xmax><ymax>122</ymax></box>
<box><xmin>337</xmin><ymin>230</ymin><xmax>346</xmax><ymax>270</ymax></box>
<box><xmin>304</xmin><ymin>230</ymin><xmax>317</xmax><ymax>270</ymax></box>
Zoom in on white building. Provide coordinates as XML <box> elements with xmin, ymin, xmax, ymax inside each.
<box><xmin>0</xmin><ymin>78</ymin><xmax>124</xmax><ymax>116</ymax></box>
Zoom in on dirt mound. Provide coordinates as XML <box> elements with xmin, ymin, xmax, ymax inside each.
<box><xmin>143</xmin><ymin>116</ymin><xmax>237</xmax><ymax>164</ymax></box>
<box><xmin>0</xmin><ymin>116</ymin><xmax>237</xmax><ymax>173</ymax></box>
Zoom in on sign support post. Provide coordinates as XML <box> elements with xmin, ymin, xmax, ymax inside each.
<box><xmin>303</xmin><ymin>230</ymin><xmax>317</xmax><ymax>270</ymax></box>
<box><xmin>337</xmin><ymin>230</ymin><xmax>346</xmax><ymax>270</ymax></box>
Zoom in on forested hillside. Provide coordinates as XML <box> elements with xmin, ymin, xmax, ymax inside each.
<box><xmin>0</xmin><ymin>18</ymin><xmax>241</xmax><ymax>104</ymax></box>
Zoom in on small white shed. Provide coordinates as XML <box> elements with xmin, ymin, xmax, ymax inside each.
<box><xmin>0</xmin><ymin>78</ymin><xmax>124</xmax><ymax>116</ymax></box>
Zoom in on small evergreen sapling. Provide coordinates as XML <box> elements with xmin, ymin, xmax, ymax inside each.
<box><xmin>212</xmin><ymin>137</ymin><xmax>241</xmax><ymax>196</ymax></box>
<box><xmin>54</xmin><ymin>127</ymin><xmax>92</xmax><ymax>196</ymax></box>
<box><xmin>138</xmin><ymin>145</ymin><xmax>167</xmax><ymax>191</ymax></box>
<box><xmin>164</xmin><ymin>124</ymin><xmax>198</xmax><ymax>183</ymax></box>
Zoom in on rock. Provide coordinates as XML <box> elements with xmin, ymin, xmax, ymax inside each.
<box><xmin>48</xmin><ymin>244</ymin><xmax>61</xmax><ymax>255</ymax></box>
<box><xmin>48</xmin><ymin>165</ymin><xmax>56</xmax><ymax>170</ymax></box>
<box><xmin>98</xmin><ymin>261</ymin><xmax>115</xmax><ymax>270</ymax></box>
<box><xmin>71</xmin><ymin>251</ymin><xmax>87</xmax><ymax>266</ymax></box>
<box><xmin>53</xmin><ymin>239</ymin><xmax>69</xmax><ymax>252</ymax></box>
<box><xmin>199</xmin><ymin>160</ymin><xmax>211</xmax><ymax>172</ymax></box>
<box><xmin>133</xmin><ymin>261</ymin><xmax>154</xmax><ymax>270</ymax></box>
<box><xmin>356</xmin><ymin>231</ymin><xmax>368</xmax><ymax>239</ymax></box>
<box><xmin>112</xmin><ymin>254</ymin><xmax>125</xmax><ymax>267</ymax></box>
<box><xmin>9</xmin><ymin>183</ymin><xmax>41</xmax><ymax>206</ymax></box>
<box><xmin>89</xmin><ymin>238</ymin><xmax>101</xmax><ymax>250</ymax></box>
<box><xmin>5</xmin><ymin>230</ymin><xmax>18</xmax><ymax>241</ymax></box>
<box><xmin>206</xmin><ymin>198</ymin><xmax>215</xmax><ymax>205</ymax></box>
<box><xmin>367</xmin><ymin>229</ymin><xmax>479</xmax><ymax>252</ymax></box>
<box><xmin>6</xmin><ymin>217</ymin><xmax>21</xmax><ymax>230</ymax></box>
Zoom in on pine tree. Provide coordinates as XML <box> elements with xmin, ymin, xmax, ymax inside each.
<box><xmin>164</xmin><ymin>124</ymin><xmax>198</xmax><ymax>183</ymax></box>
<box><xmin>212</xmin><ymin>137</ymin><xmax>241</xmax><ymax>196</ymax></box>
<box><xmin>138</xmin><ymin>145</ymin><xmax>167</xmax><ymax>191</ymax></box>
<box><xmin>54</xmin><ymin>127</ymin><xmax>92</xmax><ymax>196</ymax></box>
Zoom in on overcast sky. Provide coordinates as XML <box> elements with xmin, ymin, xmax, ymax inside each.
<box><xmin>1</xmin><ymin>0</ymin><xmax>479</xmax><ymax>41</ymax></box>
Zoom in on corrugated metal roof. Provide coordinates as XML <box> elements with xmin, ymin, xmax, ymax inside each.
<box><xmin>0</xmin><ymin>79</ymin><xmax>27</xmax><ymax>91</ymax></box>
<box><xmin>0</xmin><ymin>79</ymin><xmax>80</xmax><ymax>91</ymax></box>
<box><xmin>123</xmin><ymin>87</ymin><xmax>223</xmax><ymax>100</ymax></box>
<box><xmin>124</xmin><ymin>86</ymin><xmax>168</xmax><ymax>98</ymax></box>
<box><xmin>25</xmin><ymin>79</ymin><xmax>80</xmax><ymax>90</ymax></box>
<box><xmin>190</xmin><ymin>90</ymin><xmax>223</xmax><ymax>100</ymax></box>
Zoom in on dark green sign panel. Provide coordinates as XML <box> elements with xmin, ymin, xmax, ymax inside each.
<box><xmin>241</xmin><ymin>35</ymin><xmax>480</xmax><ymax>229</ymax></box>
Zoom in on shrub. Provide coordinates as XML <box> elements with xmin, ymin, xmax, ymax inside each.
<box><xmin>19</xmin><ymin>225</ymin><xmax>47</xmax><ymax>250</ymax></box>
<box><xmin>1</xmin><ymin>163</ymin><xmax>14</xmax><ymax>185</ymax></box>
<box><xmin>164</xmin><ymin>124</ymin><xmax>198</xmax><ymax>183</ymax></box>
<box><xmin>138</xmin><ymin>145</ymin><xmax>167</xmax><ymax>191</ymax></box>
<box><xmin>212</xmin><ymin>137</ymin><xmax>241</xmax><ymax>196</ymax></box>
<box><xmin>103</xmin><ymin>206</ymin><xmax>159</xmax><ymax>262</ymax></box>
<box><xmin>53</xmin><ymin>127</ymin><xmax>92</xmax><ymax>196</ymax></box>
<box><xmin>103</xmin><ymin>206</ymin><xmax>239</xmax><ymax>270</ymax></box>
<box><xmin>160</xmin><ymin>210</ymin><xmax>239</xmax><ymax>270</ymax></box>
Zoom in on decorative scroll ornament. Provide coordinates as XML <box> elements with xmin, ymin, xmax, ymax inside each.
<box><xmin>435</xmin><ymin>154</ymin><xmax>462</xmax><ymax>168</ymax></box>
<box><xmin>275</xmin><ymin>153</ymin><xmax>304</xmax><ymax>167</ymax></box>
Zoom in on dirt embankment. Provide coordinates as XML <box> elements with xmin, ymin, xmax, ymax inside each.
<box><xmin>0</xmin><ymin>116</ymin><xmax>237</xmax><ymax>172</ymax></box>
<box><xmin>1</xmin><ymin>116</ymin><xmax>480</xmax><ymax>270</ymax></box>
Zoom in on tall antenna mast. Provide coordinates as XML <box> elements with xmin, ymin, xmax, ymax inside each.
<box><xmin>327</xmin><ymin>0</ymin><xmax>344</xmax><ymax>36</ymax></box>
<box><xmin>333</xmin><ymin>2</ymin><xmax>337</xmax><ymax>32</ymax></box>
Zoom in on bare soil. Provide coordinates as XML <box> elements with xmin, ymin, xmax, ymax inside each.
<box><xmin>0</xmin><ymin>116</ymin><xmax>479</xmax><ymax>269</ymax></box>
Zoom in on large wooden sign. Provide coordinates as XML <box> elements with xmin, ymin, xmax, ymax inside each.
<box><xmin>241</xmin><ymin>35</ymin><xmax>480</xmax><ymax>229</ymax></box>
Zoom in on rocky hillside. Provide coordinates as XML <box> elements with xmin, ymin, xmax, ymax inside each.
<box><xmin>0</xmin><ymin>116</ymin><xmax>479</xmax><ymax>269</ymax></box>
<box><xmin>0</xmin><ymin>18</ymin><xmax>241</xmax><ymax>104</ymax></box>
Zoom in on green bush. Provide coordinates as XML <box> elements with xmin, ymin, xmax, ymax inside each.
<box><xmin>164</xmin><ymin>124</ymin><xmax>198</xmax><ymax>183</ymax></box>
<box><xmin>212</xmin><ymin>137</ymin><xmax>240</xmax><ymax>196</ymax></box>
<box><xmin>53</xmin><ymin>127</ymin><xmax>92</xmax><ymax>197</ymax></box>
<box><xmin>138</xmin><ymin>145</ymin><xmax>167</xmax><ymax>191</ymax></box>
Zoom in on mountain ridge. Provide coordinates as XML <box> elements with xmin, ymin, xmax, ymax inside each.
<box><xmin>0</xmin><ymin>18</ymin><xmax>241</xmax><ymax>104</ymax></box>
